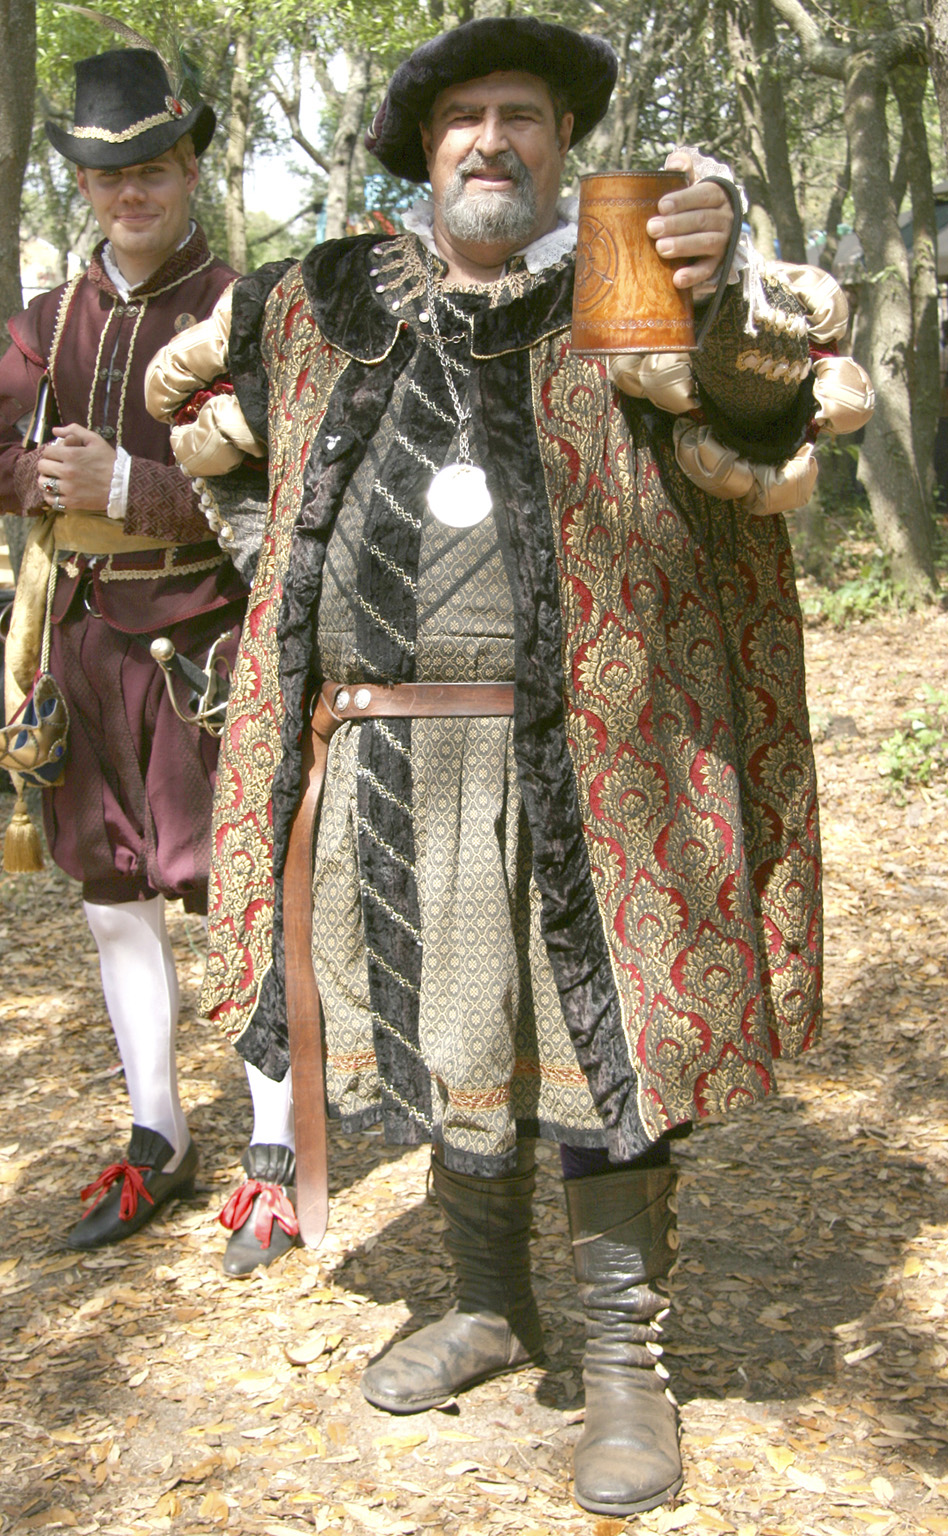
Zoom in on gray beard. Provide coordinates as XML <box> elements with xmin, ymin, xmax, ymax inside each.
<box><xmin>440</xmin><ymin>149</ymin><xmax>538</xmax><ymax>246</ymax></box>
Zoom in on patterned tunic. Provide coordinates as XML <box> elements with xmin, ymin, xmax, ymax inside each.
<box><xmin>313</xmin><ymin>281</ymin><xmax>601</xmax><ymax>1165</ymax></box>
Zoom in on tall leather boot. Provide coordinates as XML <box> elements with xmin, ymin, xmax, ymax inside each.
<box><xmin>565</xmin><ymin>1164</ymin><xmax>683</xmax><ymax>1515</ymax></box>
<box><xmin>361</xmin><ymin>1148</ymin><xmax>544</xmax><ymax>1413</ymax></box>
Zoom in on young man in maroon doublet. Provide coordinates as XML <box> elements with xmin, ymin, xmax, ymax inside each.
<box><xmin>0</xmin><ymin>50</ymin><xmax>297</xmax><ymax>1264</ymax></box>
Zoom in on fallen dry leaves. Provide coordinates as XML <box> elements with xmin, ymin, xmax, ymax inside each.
<box><xmin>0</xmin><ymin>603</ymin><xmax>947</xmax><ymax>1535</ymax></box>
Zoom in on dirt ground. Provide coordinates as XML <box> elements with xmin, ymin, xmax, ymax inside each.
<box><xmin>1</xmin><ymin>599</ymin><xmax>947</xmax><ymax>1536</ymax></box>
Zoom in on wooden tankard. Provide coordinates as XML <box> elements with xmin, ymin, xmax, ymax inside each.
<box><xmin>572</xmin><ymin>170</ymin><xmax>743</xmax><ymax>355</ymax></box>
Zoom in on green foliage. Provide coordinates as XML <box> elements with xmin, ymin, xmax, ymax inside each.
<box><xmin>296</xmin><ymin>0</ymin><xmax>444</xmax><ymax>66</ymax></box>
<box><xmin>878</xmin><ymin>686</ymin><xmax>948</xmax><ymax>800</ymax></box>
<box><xmin>36</xmin><ymin>1</ymin><xmax>218</xmax><ymax>94</ymax></box>
<box><xmin>802</xmin><ymin>560</ymin><xmax>904</xmax><ymax>626</ymax></box>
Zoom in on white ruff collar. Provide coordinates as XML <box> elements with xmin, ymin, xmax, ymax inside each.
<box><xmin>402</xmin><ymin>197</ymin><xmax>578</xmax><ymax>275</ymax></box>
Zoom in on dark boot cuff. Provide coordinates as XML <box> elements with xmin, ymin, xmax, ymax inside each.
<box><xmin>565</xmin><ymin>1163</ymin><xmax>678</xmax><ymax>1240</ymax></box>
<box><xmin>433</xmin><ymin>1151</ymin><xmax>536</xmax><ymax>1203</ymax></box>
<box><xmin>243</xmin><ymin>1143</ymin><xmax>296</xmax><ymax>1184</ymax></box>
<box><xmin>127</xmin><ymin>1125</ymin><xmax>175</xmax><ymax>1171</ymax></box>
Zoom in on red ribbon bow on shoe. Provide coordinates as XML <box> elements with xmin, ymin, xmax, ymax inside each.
<box><xmin>219</xmin><ymin>1180</ymin><xmax>299</xmax><ymax>1245</ymax></box>
<box><xmin>80</xmin><ymin>1161</ymin><xmax>154</xmax><ymax>1220</ymax></box>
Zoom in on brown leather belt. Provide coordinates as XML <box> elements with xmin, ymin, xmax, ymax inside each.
<box><xmin>285</xmin><ymin>680</ymin><xmax>516</xmax><ymax>1247</ymax></box>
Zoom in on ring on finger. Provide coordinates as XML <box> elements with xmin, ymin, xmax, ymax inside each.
<box><xmin>45</xmin><ymin>476</ymin><xmax>60</xmax><ymax>496</ymax></box>
<box><xmin>52</xmin><ymin>497</ymin><xmax>65</xmax><ymax>513</ymax></box>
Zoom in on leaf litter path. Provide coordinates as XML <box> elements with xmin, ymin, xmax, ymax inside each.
<box><xmin>1</xmin><ymin>606</ymin><xmax>948</xmax><ymax>1536</ymax></box>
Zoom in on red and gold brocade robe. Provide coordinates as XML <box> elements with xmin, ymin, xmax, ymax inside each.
<box><xmin>192</xmin><ymin>232</ymin><xmax>822</xmax><ymax>1164</ymax></box>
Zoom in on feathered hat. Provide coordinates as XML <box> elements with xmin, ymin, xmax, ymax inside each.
<box><xmin>46</xmin><ymin>47</ymin><xmax>215</xmax><ymax>168</ymax></box>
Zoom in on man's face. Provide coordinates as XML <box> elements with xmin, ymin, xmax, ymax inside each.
<box><xmin>77</xmin><ymin>147</ymin><xmax>198</xmax><ymax>283</ymax></box>
<box><xmin>421</xmin><ymin>71</ymin><xmax>573</xmax><ymax>255</ymax></box>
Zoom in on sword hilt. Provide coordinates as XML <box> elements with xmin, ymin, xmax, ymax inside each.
<box><xmin>149</xmin><ymin>635</ymin><xmax>231</xmax><ymax>737</ymax></box>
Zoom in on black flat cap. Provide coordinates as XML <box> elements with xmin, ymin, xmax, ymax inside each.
<box><xmin>46</xmin><ymin>49</ymin><xmax>215</xmax><ymax>169</ymax></box>
<box><xmin>365</xmin><ymin>18</ymin><xmax>617</xmax><ymax>183</ymax></box>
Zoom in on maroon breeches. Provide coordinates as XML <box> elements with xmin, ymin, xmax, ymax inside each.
<box><xmin>42</xmin><ymin>593</ymin><xmax>244</xmax><ymax>910</ymax></box>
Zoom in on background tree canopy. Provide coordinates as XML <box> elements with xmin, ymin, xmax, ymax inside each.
<box><xmin>2</xmin><ymin>0</ymin><xmax>948</xmax><ymax>597</ymax></box>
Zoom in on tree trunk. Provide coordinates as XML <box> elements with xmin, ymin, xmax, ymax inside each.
<box><xmin>726</xmin><ymin>0</ymin><xmax>807</xmax><ymax>261</ymax></box>
<box><xmin>725</xmin><ymin>1</ymin><xmax>771</xmax><ymax>216</ymax></box>
<box><xmin>0</xmin><ymin>0</ymin><xmax>36</xmax><ymax>334</ymax></box>
<box><xmin>751</xmin><ymin>0</ymin><xmax>807</xmax><ymax>262</ymax></box>
<box><xmin>769</xmin><ymin>0</ymin><xmax>933</xmax><ymax>594</ymax></box>
<box><xmin>225</xmin><ymin>26</ymin><xmax>251</xmax><ymax>274</ymax></box>
<box><xmin>845</xmin><ymin>51</ymin><xmax>936</xmax><ymax>599</ymax></box>
<box><xmin>323</xmin><ymin>51</ymin><xmax>371</xmax><ymax>242</ymax></box>
<box><xmin>748</xmin><ymin>205</ymin><xmax>779</xmax><ymax>259</ymax></box>
<box><xmin>605</xmin><ymin>22</ymin><xmax>662</xmax><ymax>171</ymax></box>
<box><xmin>925</xmin><ymin>0</ymin><xmax>948</xmax><ymax>166</ymax></box>
<box><xmin>890</xmin><ymin>62</ymin><xmax>940</xmax><ymax>512</ymax></box>
<box><xmin>820</xmin><ymin>152</ymin><xmax>850</xmax><ymax>272</ymax></box>
<box><xmin>1</xmin><ymin>0</ymin><xmax>36</xmax><ymax>582</ymax></box>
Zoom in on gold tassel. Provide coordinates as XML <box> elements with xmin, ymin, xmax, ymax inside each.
<box><xmin>3</xmin><ymin>773</ymin><xmax>44</xmax><ymax>873</ymax></box>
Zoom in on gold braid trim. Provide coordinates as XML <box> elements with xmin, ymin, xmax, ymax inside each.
<box><xmin>47</xmin><ymin>274</ymin><xmax>84</xmax><ymax>422</ymax></box>
<box><xmin>94</xmin><ymin>551</ymin><xmax>225</xmax><ymax>582</ymax></box>
<box><xmin>70</xmin><ymin>105</ymin><xmax>192</xmax><ymax>144</ymax></box>
<box><xmin>115</xmin><ymin>303</ymin><xmax>147</xmax><ymax>446</ymax></box>
<box><xmin>138</xmin><ymin>253</ymin><xmax>214</xmax><ymax>301</ymax></box>
<box><xmin>86</xmin><ymin>322</ymin><xmax>112</xmax><ymax>432</ymax></box>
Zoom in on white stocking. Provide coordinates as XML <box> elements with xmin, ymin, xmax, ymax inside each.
<box><xmin>83</xmin><ymin>896</ymin><xmax>189</xmax><ymax>1165</ymax></box>
<box><xmin>245</xmin><ymin>1061</ymin><xmax>295</xmax><ymax>1152</ymax></box>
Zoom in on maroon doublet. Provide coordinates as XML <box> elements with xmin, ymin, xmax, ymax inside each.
<box><xmin>0</xmin><ymin>227</ymin><xmax>244</xmax><ymax>906</ymax></box>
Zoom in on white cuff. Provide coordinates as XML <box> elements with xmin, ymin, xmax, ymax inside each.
<box><xmin>107</xmin><ymin>447</ymin><xmax>131</xmax><ymax>520</ymax></box>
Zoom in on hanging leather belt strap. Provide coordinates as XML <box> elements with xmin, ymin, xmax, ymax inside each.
<box><xmin>285</xmin><ymin>678</ymin><xmax>516</xmax><ymax>1247</ymax></box>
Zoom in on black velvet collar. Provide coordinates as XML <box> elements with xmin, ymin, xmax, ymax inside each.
<box><xmin>298</xmin><ymin>232</ymin><xmax>574</xmax><ymax>363</ymax></box>
<box><xmin>471</xmin><ymin>260</ymin><xmax>573</xmax><ymax>358</ymax></box>
<box><xmin>300</xmin><ymin>235</ymin><xmax>403</xmax><ymax>362</ymax></box>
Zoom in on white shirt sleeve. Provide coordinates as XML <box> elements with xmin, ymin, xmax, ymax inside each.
<box><xmin>107</xmin><ymin>446</ymin><xmax>132</xmax><ymax>520</ymax></box>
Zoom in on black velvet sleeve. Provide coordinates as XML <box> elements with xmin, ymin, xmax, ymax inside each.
<box><xmin>229</xmin><ymin>260</ymin><xmax>295</xmax><ymax>444</ymax></box>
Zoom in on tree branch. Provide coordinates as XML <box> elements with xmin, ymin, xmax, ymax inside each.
<box><xmin>268</xmin><ymin>70</ymin><xmax>330</xmax><ymax>175</ymax></box>
<box><xmin>766</xmin><ymin>0</ymin><xmax>920</xmax><ymax>78</ymax></box>
<box><xmin>768</xmin><ymin>0</ymin><xmax>848</xmax><ymax>77</ymax></box>
<box><xmin>772</xmin><ymin>0</ymin><xmax>927</xmax><ymax>78</ymax></box>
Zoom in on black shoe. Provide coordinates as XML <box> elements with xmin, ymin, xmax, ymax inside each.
<box><xmin>67</xmin><ymin>1127</ymin><xmax>198</xmax><ymax>1251</ymax></box>
<box><xmin>219</xmin><ymin>1144</ymin><xmax>300</xmax><ymax>1276</ymax></box>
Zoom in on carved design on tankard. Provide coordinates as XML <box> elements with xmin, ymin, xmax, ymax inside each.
<box><xmin>575</xmin><ymin>216</ymin><xmax>619</xmax><ymax>312</ymax></box>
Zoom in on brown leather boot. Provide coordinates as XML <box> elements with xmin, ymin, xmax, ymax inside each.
<box><xmin>566</xmin><ymin>1164</ymin><xmax>683</xmax><ymax>1515</ymax></box>
<box><xmin>360</xmin><ymin>1147</ymin><xmax>544</xmax><ymax>1413</ymax></box>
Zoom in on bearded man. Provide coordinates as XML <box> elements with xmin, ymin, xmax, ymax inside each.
<box><xmin>146</xmin><ymin>17</ymin><xmax>869</xmax><ymax>1514</ymax></box>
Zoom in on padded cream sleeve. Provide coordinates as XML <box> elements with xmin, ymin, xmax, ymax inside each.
<box><xmin>611</xmin><ymin>261</ymin><xmax>873</xmax><ymax>517</ymax></box>
<box><xmin>144</xmin><ymin>285</ymin><xmax>266</xmax><ymax>474</ymax></box>
<box><xmin>145</xmin><ymin>284</ymin><xmax>236</xmax><ymax>416</ymax></box>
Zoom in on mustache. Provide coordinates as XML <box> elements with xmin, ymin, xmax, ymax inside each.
<box><xmin>456</xmin><ymin>148</ymin><xmax>532</xmax><ymax>190</ymax></box>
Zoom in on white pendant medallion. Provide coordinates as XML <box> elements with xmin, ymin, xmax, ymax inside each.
<box><xmin>426</xmin><ymin>462</ymin><xmax>492</xmax><ymax>528</ymax></box>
